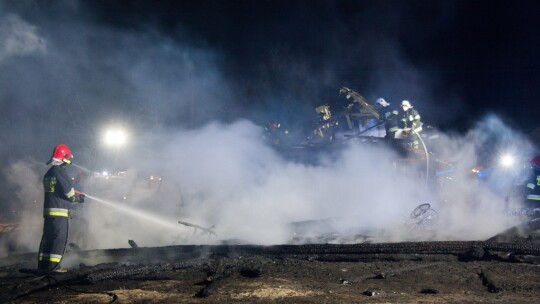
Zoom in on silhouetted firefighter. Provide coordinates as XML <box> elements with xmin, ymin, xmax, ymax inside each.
<box><xmin>38</xmin><ymin>144</ymin><xmax>85</xmax><ymax>273</ymax></box>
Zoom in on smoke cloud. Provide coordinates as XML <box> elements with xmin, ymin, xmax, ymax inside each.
<box><xmin>0</xmin><ymin>13</ymin><xmax>46</xmax><ymax>62</ymax></box>
<box><xmin>3</xmin><ymin>114</ymin><xmax>532</xmax><ymax>254</ymax></box>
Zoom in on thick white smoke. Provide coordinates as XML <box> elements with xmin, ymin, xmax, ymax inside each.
<box><xmin>0</xmin><ymin>160</ymin><xmax>43</xmax><ymax>257</ymax></box>
<box><xmin>0</xmin><ymin>116</ymin><xmax>532</xmax><ymax>254</ymax></box>
<box><xmin>0</xmin><ymin>13</ymin><xmax>46</xmax><ymax>62</ymax></box>
<box><xmin>51</xmin><ymin>116</ymin><xmax>529</xmax><ymax>249</ymax></box>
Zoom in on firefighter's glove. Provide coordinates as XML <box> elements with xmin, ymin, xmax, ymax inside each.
<box><xmin>75</xmin><ymin>193</ymin><xmax>85</xmax><ymax>203</ymax></box>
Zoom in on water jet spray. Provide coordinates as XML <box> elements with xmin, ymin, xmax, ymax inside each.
<box><xmin>72</xmin><ymin>163</ymin><xmax>94</xmax><ymax>173</ymax></box>
<box><xmin>84</xmin><ymin>193</ymin><xmax>182</xmax><ymax>231</ymax></box>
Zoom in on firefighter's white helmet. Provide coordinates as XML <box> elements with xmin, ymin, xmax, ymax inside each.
<box><xmin>401</xmin><ymin>100</ymin><xmax>412</xmax><ymax>110</ymax></box>
<box><xmin>376</xmin><ymin>98</ymin><xmax>390</xmax><ymax>107</ymax></box>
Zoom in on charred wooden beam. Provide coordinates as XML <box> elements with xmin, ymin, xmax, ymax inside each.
<box><xmin>478</xmin><ymin>269</ymin><xmax>502</xmax><ymax>293</ymax></box>
<box><xmin>9</xmin><ymin>261</ymin><xmax>202</xmax><ymax>301</ymax></box>
<box><xmin>486</xmin><ymin>218</ymin><xmax>540</xmax><ymax>243</ymax></box>
<box><xmin>195</xmin><ymin>271</ymin><xmax>232</xmax><ymax>298</ymax></box>
<box><xmin>5</xmin><ymin>241</ymin><xmax>540</xmax><ymax>275</ymax></box>
<box><xmin>347</xmin><ymin>262</ymin><xmax>443</xmax><ymax>282</ymax></box>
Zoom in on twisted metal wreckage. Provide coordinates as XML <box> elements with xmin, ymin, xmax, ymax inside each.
<box><xmin>264</xmin><ymin>87</ymin><xmax>434</xmax><ymax>181</ymax></box>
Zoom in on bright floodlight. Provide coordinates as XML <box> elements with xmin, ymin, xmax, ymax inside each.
<box><xmin>500</xmin><ymin>154</ymin><xmax>515</xmax><ymax>168</ymax></box>
<box><xmin>104</xmin><ymin>128</ymin><xmax>127</xmax><ymax>146</ymax></box>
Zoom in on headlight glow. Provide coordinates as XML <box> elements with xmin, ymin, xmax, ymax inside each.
<box><xmin>500</xmin><ymin>154</ymin><xmax>515</xmax><ymax>168</ymax></box>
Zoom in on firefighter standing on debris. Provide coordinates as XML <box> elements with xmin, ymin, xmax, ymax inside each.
<box><xmin>524</xmin><ymin>155</ymin><xmax>540</xmax><ymax>211</ymax></box>
<box><xmin>313</xmin><ymin>104</ymin><xmax>337</xmax><ymax>140</ymax></box>
<box><xmin>38</xmin><ymin>144</ymin><xmax>85</xmax><ymax>272</ymax></box>
<box><xmin>264</xmin><ymin>120</ymin><xmax>289</xmax><ymax>146</ymax></box>
<box><xmin>375</xmin><ymin>98</ymin><xmax>399</xmax><ymax>139</ymax></box>
<box><xmin>399</xmin><ymin>100</ymin><xmax>422</xmax><ymax>148</ymax></box>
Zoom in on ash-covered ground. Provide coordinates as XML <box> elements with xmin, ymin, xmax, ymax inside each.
<box><xmin>2</xmin><ymin>222</ymin><xmax>540</xmax><ymax>304</ymax></box>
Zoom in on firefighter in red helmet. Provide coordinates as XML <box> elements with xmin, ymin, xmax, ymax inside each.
<box><xmin>38</xmin><ymin>144</ymin><xmax>85</xmax><ymax>273</ymax></box>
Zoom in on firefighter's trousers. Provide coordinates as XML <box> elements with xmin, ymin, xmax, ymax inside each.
<box><xmin>38</xmin><ymin>216</ymin><xmax>69</xmax><ymax>271</ymax></box>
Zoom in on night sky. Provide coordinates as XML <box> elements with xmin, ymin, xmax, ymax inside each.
<box><xmin>83</xmin><ymin>0</ymin><xmax>540</xmax><ymax>133</ymax></box>
<box><xmin>1</xmin><ymin>0</ymin><xmax>539</xmax><ymax>165</ymax></box>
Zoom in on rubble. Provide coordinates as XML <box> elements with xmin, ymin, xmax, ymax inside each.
<box><xmin>0</xmin><ymin>239</ymin><xmax>539</xmax><ymax>303</ymax></box>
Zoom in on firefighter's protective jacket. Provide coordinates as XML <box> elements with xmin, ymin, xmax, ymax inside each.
<box><xmin>401</xmin><ymin>108</ymin><xmax>422</xmax><ymax>133</ymax></box>
<box><xmin>383</xmin><ymin>109</ymin><xmax>399</xmax><ymax>134</ymax></box>
<box><xmin>526</xmin><ymin>170</ymin><xmax>540</xmax><ymax>203</ymax></box>
<box><xmin>43</xmin><ymin>165</ymin><xmax>78</xmax><ymax>218</ymax></box>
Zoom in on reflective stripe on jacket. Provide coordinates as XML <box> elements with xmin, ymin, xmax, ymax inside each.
<box><xmin>43</xmin><ymin>208</ymin><xmax>69</xmax><ymax>217</ymax></box>
<box><xmin>527</xmin><ymin>194</ymin><xmax>540</xmax><ymax>201</ymax></box>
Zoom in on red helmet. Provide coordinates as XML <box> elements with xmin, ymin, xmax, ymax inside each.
<box><xmin>530</xmin><ymin>155</ymin><xmax>540</xmax><ymax>170</ymax></box>
<box><xmin>267</xmin><ymin>121</ymin><xmax>280</xmax><ymax>129</ymax></box>
<box><xmin>48</xmin><ymin>144</ymin><xmax>73</xmax><ymax>165</ymax></box>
